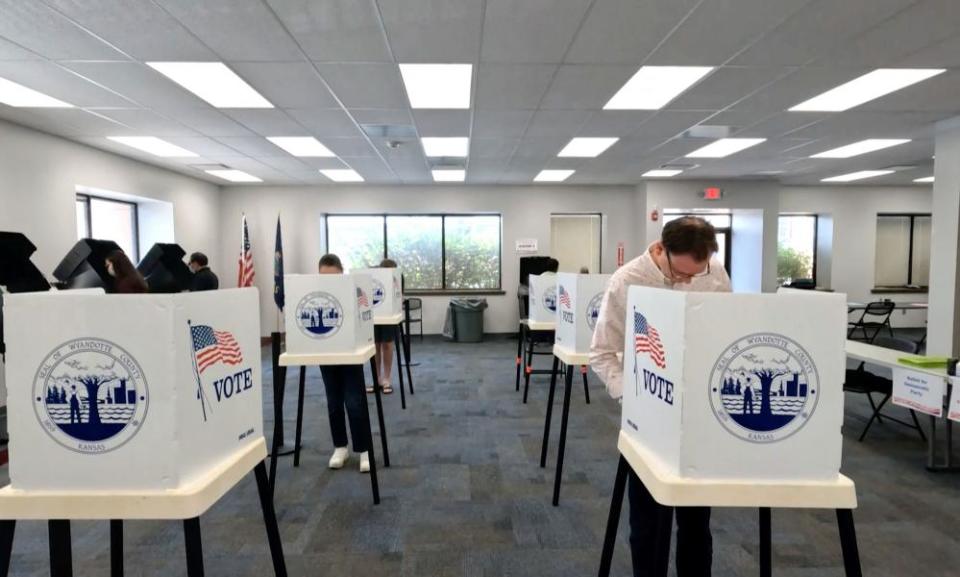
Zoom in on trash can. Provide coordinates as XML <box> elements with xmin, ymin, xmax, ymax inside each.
<box><xmin>444</xmin><ymin>298</ymin><xmax>488</xmax><ymax>342</ymax></box>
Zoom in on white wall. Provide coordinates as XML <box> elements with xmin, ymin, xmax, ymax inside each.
<box><xmin>0</xmin><ymin>119</ymin><xmax>222</xmax><ymax>278</ymax></box>
<box><xmin>780</xmin><ymin>185</ymin><xmax>932</xmax><ymax>327</ymax></box>
<box><xmin>217</xmin><ymin>185</ymin><xmax>641</xmax><ymax>336</ymax></box>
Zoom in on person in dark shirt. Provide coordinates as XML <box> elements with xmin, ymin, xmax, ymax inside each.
<box><xmin>105</xmin><ymin>250</ymin><xmax>148</xmax><ymax>294</ymax></box>
<box><xmin>188</xmin><ymin>252</ymin><xmax>219</xmax><ymax>292</ymax></box>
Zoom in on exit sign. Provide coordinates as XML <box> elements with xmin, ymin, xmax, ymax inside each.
<box><xmin>703</xmin><ymin>187</ymin><xmax>723</xmax><ymax>200</ymax></box>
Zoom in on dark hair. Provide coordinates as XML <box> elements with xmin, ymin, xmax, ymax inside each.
<box><xmin>661</xmin><ymin>217</ymin><xmax>718</xmax><ymax>262</ymax></box>
<box><xmin>546</xmin><ymin>258</ymin><xmax>560</xmax><ymax>273</ymax></box>
<box><xmin>189</xmin><ymin>252</ymin><xmax>208</xmax><ymax>267</ymax></box>
<box><xmin>106</xmin><ymin>249</ymin><xmax>148</xmax><ymax>293</ymax></box>
<box><xmin>379</xmin><ymin>258</ymin><xmax>397</xmax><ymax>268</ymax></box>
<box><xmin>318</xmin><ymin>253</ymin><xmax>344</xmax><ymax>271</ymax></box>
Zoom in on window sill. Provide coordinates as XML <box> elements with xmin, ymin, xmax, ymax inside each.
<box><xmin>871</xmin><ymin>286</ymin><xmax>928</xmax><ymax>294</ymax></box>
<box><xmin>405</xmin><ymin>290</ymin><xmax>507</xmax><ymax>297</ymax></box>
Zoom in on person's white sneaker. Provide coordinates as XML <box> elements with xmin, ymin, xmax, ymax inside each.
<box><xmin>328</xmin><ymin>447</ymin><xmax>349</xmax><ymax>469</ymax></box>
<box><xmin>359</xmin><ymin>451</ymin><xmax>370</xmax><ymax>473</ymax></box>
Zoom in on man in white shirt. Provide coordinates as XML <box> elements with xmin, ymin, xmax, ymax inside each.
<box><xmin>590</xmin><ymin>216</ymin><xmax>731</xmax><ymax>577</ymax></box>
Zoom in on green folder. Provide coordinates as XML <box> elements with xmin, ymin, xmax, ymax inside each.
<box><xmin>897</xmin><ymin>355</ymin><xmax>951</xmax><ymax>368</ymax></box>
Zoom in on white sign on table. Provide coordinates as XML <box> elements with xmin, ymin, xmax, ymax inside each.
<box><xmin>946</xmin><ymin>377</ymin><xmax>960</xmax><ymax>422</ymax></box>
<box><xmin>621</xmin><ymin>287</ymin><xmax>847</xmax><ymax>482</ymax></box>
<box><xmin>3</xmin><ymin>288</ymin><xmax>263</xmax><ymax>492</ymax></box>
<box><xmin>892</xmin><ymin>367</ymin><xmax>944</xmax><ymax>417</ymax></box>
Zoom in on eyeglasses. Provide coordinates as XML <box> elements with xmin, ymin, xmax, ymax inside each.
<box><xmin>666</xmin><ymin>252</ymin><xmax>711</xmax><ymax>281</ymax></box>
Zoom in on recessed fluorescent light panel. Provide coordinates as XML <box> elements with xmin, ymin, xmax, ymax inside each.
<box><xmin>0</xmin><ymin>77</ymin><xmax>73</xmax><ymax>107</ymax></box>
<box><xmin>321</xmin><ymin>169</ymin><xmax>364</xmax><ymax>182</ymax></box>
<box><xmin>821</xmin><ymin>170</ymin><xmax>894</xmax><ymax>182</ymax></box>
<box><xmin>604</xmin><ymin>66</ymin><xmax>713</xmax><ymax>110</ymax></box>
<box><xmin>267</xmin><ymin>136</ymin><xmax>335</xmax><ymax>157</ymax></box>
<box><xmin>421</xmin><ymin>137</ymin><xmax>469</xmax><ymax>157</ymax></box>
<box><xmin>107</xmin><ymin>136</ymin><xmax>198</xmax><ymax>157</ymax></box>
<box><xmin>557</xmin><ymin>137</ymin><xmax>619</xmax><ymax>158</ymax></box>
<box><xmin>147</xmin><ymin>62</ymin><xmax>273</xmax><ymax>108</ymax></box>
<box><xmin>810</xmin><ymin>138</ymin><xmax>911</xmax><ymax>158</ymax></box>
<box><xmin>790</xmin><ymin>69</ymin><xmax>945</xmax><ymax>112</ymax></box>
<box><xmin>432</xmin><ymin>169</ymin><xmax>465</xmax><ymax>182</ymax></box>
<box><xmin>914</xmin><ymin>176</ymin><xmax>934</xmax><ymax>183</ymax></box>
<box><xmin>686</xmin><ymin>138</ymin><xmax>766</xmax><ymax>158</ymax></box>
<box><xmin>534</xmin><ymin>169</ymin><xmax>575</xmax><ymax>182</ymax></box>
<box><xmin>205</xmin><ymin>169</ymin><xmax>262</xmax><ymax>183</ymax></box>
<box><xmin>399</xmin><ymin>64</ymin><xmax>472</xmax><ymax>109</ymax></box>
<box><xmin>642</xmin><ymin>169</ymin><xmax>683</xmax><ymax>177</ymax></box>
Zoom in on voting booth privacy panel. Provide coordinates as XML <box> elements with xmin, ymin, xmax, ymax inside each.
<box><xmin>284</xmin><ymin>274</ymin><xmax>374</xmax><ymax>354</ymax></box>
<box><xmin>354</xmin><ymin>268</ymin><xmax>402</xmax><ymax>318</ymax></box>
<box><xmin>622</xmin><ymin>287</ymin><xmax>847</xmax><ymax>482</ymax></box>
<box><xmin>528</xmin><ymin>273</ymin><xmax>558</xmax><ymax>323</ymax></box>
<box><xmin>555</xmin><ymin>273</ymin><xmax>611</xmax><ymax>353</ymax></box>
<box><xmin>3</xmin><ymin>288</ymin><xmax>263</xmax><ymax>491</ymax></box>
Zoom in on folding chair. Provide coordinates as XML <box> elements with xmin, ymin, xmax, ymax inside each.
<box><xmin>847</xmin><ymin>300</ymin><xmax>895</xmax><ymax>343</ymax></box>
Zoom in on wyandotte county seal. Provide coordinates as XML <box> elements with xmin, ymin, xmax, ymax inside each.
<box><xmin>543</xmin><ymin>285</ymin><xmax>558</xmax><ymax>313</ymax></box>
<box><xmin>708</xmin><ymin>333</ymin><xmax>819</xmax><ymax>444</ymax></box>
<box><xmin>296</xmin><ymin>291</ymin><xmax>343</xmax><ymax>339</ymax></box>
<box><xmin>371</xmin><ymin>278</ymin><xmax>386</xmax><ymax>308</ymax></box>
<box><xmin>33</xmin><ymin>338</ymin><xmax>149</xmax><ymax>454</ymax></box>
<box><xmin>586</xmin><ymin>292</ymin><xmax>604</xmax><ymax>331</ymax></box>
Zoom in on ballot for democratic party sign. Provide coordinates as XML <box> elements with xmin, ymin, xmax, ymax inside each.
<box><xmin>555</xmin><ymin>273</ymin><xmax>611</xmax><ymax>353</ymax></box>
<box><xmin>354</xmin><ymin>267</ymin><xmax>403</xmax><ymax>318</ymax></box>
<box><xmin>284</xmin><ymin>274</ymin><xmax>374</xmax><ymax>355</ymax></box>
<box><xmin>527</xmin><ymin>273</ymin><xmax>558</xmax><ymax>324</ymax></box>
<box><xmin>622</xmin><ymin>287</ymin><xmax>846</xmax><ymax>482</ymax></box>
<box><xmin>3</xmin><ymin>288</ymin><xmax>262</xmax><ymax>492</ymax></box>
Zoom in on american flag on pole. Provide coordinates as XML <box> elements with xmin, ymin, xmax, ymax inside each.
<box><xmin>558</xmin><ymin>285</ymin><xmax>572</xmax><ymax>309</ymax></box>
<box><xmin>634</xmin><ymin>311</ymin><xmax>666</xmax><ymax>369</ymax></box>
<box><xmin>238</xmin><ymin>215</ymin><xmax>255</xmax><ymax>288</ymax></box>
<box><xmin>191</xmin><ymin>325</ymin><xmax>243</xmax><ymax>374</ymax></box>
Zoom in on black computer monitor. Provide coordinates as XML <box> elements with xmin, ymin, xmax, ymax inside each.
<box><xmin>137</xmin><ymin>243</ymin><xmax>192</xmax><ymax>293</ymax></box>
<box><xmin>519</xmin><ymin>256</ymin><xmax>558</xmax><ymax>287</ymax></box>
<box><xmin>52</xmin><ymin>238</ymin><xmax>121</xmax><ymax>291</ymax></box>
<box><xmin>0</xmin><ymin>232</ymin><xmax>51</xmax><ymax>356</ymax></box>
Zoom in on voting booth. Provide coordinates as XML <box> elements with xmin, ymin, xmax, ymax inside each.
<box><xmin>527</xmin><ymin>273</ymin><xmax>558</xmax><ymax>323</ymax></box>
<box><xmin>555</xmin><ymin>273</ymin><xmax>611</xmax><ymax>353</ymax></box>
<box><xmin>622</xmin><ymin>287</ymin><xmax>847</xmax><ymax>482</ymax></box>
<box><xmin>284</xmin><ymin>274</ymin><xmax>374</xmax><ymax>355</ymax></box>
<box><xmin>2</xmin><ymin>288</ymin><xmax>263</xmax><ymax>492</ymax></box>
<box><xmin>355</xmin><ymin>267</ymin><xmax>402</xmax><ymax>318</ymax></box>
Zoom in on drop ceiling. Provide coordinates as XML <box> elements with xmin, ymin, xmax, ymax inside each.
<box><xmin>0</xmin><ymin>0</ymin><xmax>956</xmax><ymax>186</ymax></box>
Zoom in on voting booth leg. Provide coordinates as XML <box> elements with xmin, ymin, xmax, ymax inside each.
<box><xmin>759</xmin><ymin>508</ymin><xmax>772</xmax><ymax>577</ymax></box>
<box><xmin>392</xmin><ymin>329</ymin><xmax>408</xmax><ymax>410</ymax></box>
<box><xmin>369</xmin><ymin>359</ymin><xmax>391</xmax><ymax>468</ymax></box>
<box><xmin>597</xmin><ymin>456</ymin><xmax>630</xmax><ymax>577</ymax></box>
<box><xmin>552</xmin><ymin>364</ymin><xmax>574</xmax><ymax>506</ymax></box>
<box><xmin>836</xmin><ymin>510</ymin><xmax>863</xmax><ymax>577</ymax></box>
<box><xmin>399</xmin><ymin>322</ymin><xmax>415</xmax><ymax>395</ymax></box>
<box><xmin>540</xmin><ymin>355</ymin><xmax>561</xmax><ymax>468</ymax></box>
<box><xmin>359</xmin><ymin>369</ymin><xmax>382</xmax><ymax>505</ymax></box>
<box><xmin>582</xmin><ymin>366</ymin><xmax>591</xmax><ymax>405</ymax></box>
<box><xmin>515</xmin><ymin>323</ymin><xmax>524</xmax><ymax>392</ymax></box>
<box><xmin>522</xmin><ymin>337</ymin><xmax>534</xmax><ymax>404</ymax></box>
<box><xmin>293</xmin><ymin>367</ymin><xmax>306</xmax><ymax>467</ymax></box>
<box><xmin>183</xmin><ymin>517</ymin><xmax>204</xmax><ymax>577</ymax></box>
<box><xmin>0</xmin><ymin>521</ymin><xmax>13</xmax><ymax>577</ymax></box>
<box><xmin>270</xmin><ymin>332</ymin><xmax>288</xmax><ymax>453</ymax></box>
<box><xmin>48</xmin><ymin>520</ymin><xmax>72</xmax><ymax>577</ymax></box>
<box><xmin>254</xmin><ymin>461</ymin><xmax>289</xmax><ymax>577</ymax></box>
<box><xmin>110</xmin><ymin>520</ymin><xmax>123</xmax><ymax>577</ymax></box>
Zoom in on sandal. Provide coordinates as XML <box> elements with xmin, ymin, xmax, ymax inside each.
<box><xmin>382</xmin><ymin>384</ymin><xmax>394</xmax><ymax>395</ymax></box>
<box><xmin>366</xmin><ymin>385</ymin><xmax>375</xmax><ymax>393</ymax></box>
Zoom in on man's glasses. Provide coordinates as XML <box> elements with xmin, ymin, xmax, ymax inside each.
<box><xmin>666</xmin><ymin>252</ymin><xmax>711</xmax><ymax>281</ymax></box>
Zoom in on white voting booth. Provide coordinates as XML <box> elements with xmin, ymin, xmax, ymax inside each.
<box><xmin>3</xmin><ymin>288</ymin><xmax>263</xmax><ymax>492</ymax></box>
<box><xmin>284</xmin><ymin>274</ymin><xmax>374</xmax><ymax>356</ymax></box>
<box><xmin>621</xmin><ymin>286</ymin><xmax>852</xmax><ymax>489</ymax></box>
<box><xmin>355</xmin><ymin>268</ymin><xmax>402</xmax><ymax>318</ymax></box>
<box><xmin>527</xmin><ymin>273</ymin><xmax>558</xmax><ymax>324</ymax></box>
<box><xmin>555</xmin><ymin>273</ymin><xmax>611</xmax><ymax>353</ymax></box>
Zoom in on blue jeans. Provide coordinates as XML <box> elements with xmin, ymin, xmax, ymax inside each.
<box><xmin>319</xmin><ymin>365</ymin><xmax>371</xmax><ymax>453</ymax></box>
<box><xmin>629</xmin><ymin>470</ymin><xmax>712</xmax><ymax>577</ymax></box>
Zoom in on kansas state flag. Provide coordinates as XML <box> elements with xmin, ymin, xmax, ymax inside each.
<box><xmin>274</xmin><ymin>215</ymin><xmax>284</xmax><ymax>311</ymax></box>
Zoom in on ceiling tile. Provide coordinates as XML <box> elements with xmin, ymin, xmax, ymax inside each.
<box><xmin>379</xmin><ymin>0</ymin><xmax>482</xmax><ymax>61</ymax></box>
<box><xmin>292</xmin><ymin>156</ymin><xmax>349</xmax><ymax>170</ymax></box>
<box><xmin>229</xmin><ymin>62</ymin><xmax>340</xmax><ymax>109</ymax></box>
<box><xmin>286</xmin><ymin>108</ymin><xmax>362</xmax><ymax>138</ymax></box>
<box><xmin>481</xmin><ymin>0</ymin><xmax>594</xmax><ymax>63</ymax></box>
<box><xmin>728</xmin><ymin>66</ymin><xmax>869</xmax><ymax>117</ymax></box>
<box><xmin>0</xmin><ymin>0</ymin><xmax>126</xmax><ymax>60</ymax></box>
<box><xmin>212</xmin><ymin>137</ymin><xmax>286</xmax><ymax>157</ymax></box>
<box><xmin>220</xmin><ymin>109</ymin><xmax>307</xmax><ymax>136</ymax></box>
<box><xmin>0</xmin><ymin>60</ymin><xmax>134</xmax><ymax>107</ymax></box>
<box><xmin>313</xmin><ymin>63</ymin><xmax>408</xmax><ymax>109</ymax></box>
<box><xmin>471</xmin><ymin>109</ymin><xmax>534</xmax><ymax>139</ymax></box>
<box><xmin>161</xmin><ymin>136</ymin><xmax>249</xmax><ymax>157</ymax></box>
<box><xmin>523</xmin><ymin>109</ymin><xmax>591</xmax><ymax>140</ymax></box>
<box><xmin>350</xmin><ymin>108</ymin><xmax>414</xmax><ymax>126</ymax></box>
<box><xmin>340</xmin><ymin>157</ymin><xmax>396</xmax><ymax>182</ymax></box>
<box><xmin>666</xmin><ymin>67</ymin><xmax>787</xmax><ymax>111</ymax></box>
<box><xmin>579</xmin><ymin>111</ymin><xmax>655</xmax><ymax>137</ymax></box>
<box><xmin>539</xmin><ymin>64</ymin><xmax>636</xmax><ymax>110</ymax></box>
<box><xmin>164</xmin><ymin>108</ymin><xmax>254</xmax><ymax>137</ymax></box>
<box><xmin>0</xmin><ymin>36</ymin><xmax>41</xmax><ymax>60</ymax></box>
<box><xmin>265</xmin><ymin>0</ymin><xmax>391</xmax><ymax>62</ymax></box>
<box><xmin>475</xmin><ymin>64</ymin><xmax>556</xmax><ymax>110</ymax></box>
<box><xmin>60</xmin><ymin>61</ymin><xmax>208</xmax><ymax>111</ymax></box>
<box><xmin>95</xmin><ymin>108</ymin><xmax>200</xmax><ymax>136</ymax></box>
<box><xmin>412</xmin><ymin>110</ymin><xmax>471</xmax><ymax>137</ymax></box>
<box><xmin>471</xmin><ymin>138</ymin><xmax>518</xmax><ymax>158</ymax></box>
<box><xmin>324</xmin><ymin>137</ymin><xmax>377</xmax><ymax>158</ymax></box>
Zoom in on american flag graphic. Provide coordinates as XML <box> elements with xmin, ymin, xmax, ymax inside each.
<box><xmin>238</xmin><ymin>215</ymin><xmax>255</xmax><ymax>288</ymax></box>
<box><xmin>191</xmin><ymin>325</ymin><xmax>243</xmax><ymax>374</ymax></box>
<box><xmin>634</xmin><ymin>312</ymin><xmax>666</xmax><ymax>369</ymax></box>
<box><xmin>357</xmin><ymin>287</ymin><xmax>369</xmax><ymax>307</ymax></box>
<box><xmin>558</xmin><ymin>286</ymin><xmax>572</xmax><ymax>309</ymax></box>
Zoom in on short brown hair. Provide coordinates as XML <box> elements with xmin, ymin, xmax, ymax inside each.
<box><xmin>189</xmin><ymin>252</ymin><xmax>208</xmax><ymax>267</ymax></box>
<box><xmin>661</xmin><ymin>217</ymin><xmax>718</xmax><ymax>262</ymax></box>
<box><xmin>318</xmin><ymin>253</ymin><xmax>343</xmax><ymax>271</ymax></box>
<box><xmin>379</xmin><ymin>258</ymin><xmax>397</xmax><ymax>268</ymax></box>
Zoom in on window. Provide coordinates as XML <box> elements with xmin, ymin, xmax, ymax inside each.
<box><xmin>324</xmin><ymin>214</ymin><xmax>502</xmax><ymax>292</ymax></box>
<box><xmin>777</xmin><ymin>215</ymin><xmax>817</xmax><ymax>285</ymax></box>
<box><xmin>661</xmin><ymin>211</ymin><xmax>732</xmax><ymax>274</ymax></box>
<box><xmin>75</xmin><ymin>194</ymin><xmax>139</xmax><ymax>260</ymax></box>
<box><xmin>875</xmin><ymin>214</ymin><xmax>931</xmax><ymax>289</ymax></box>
